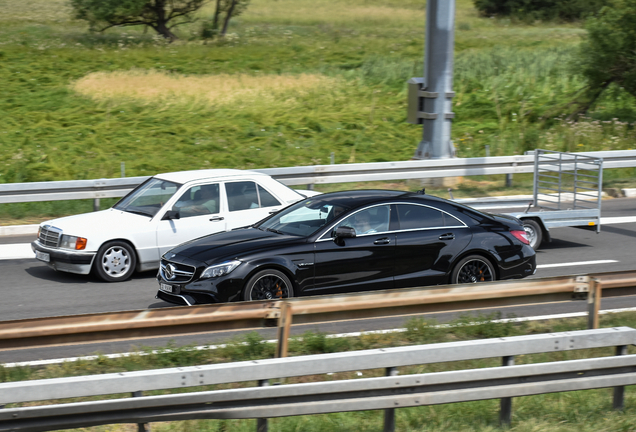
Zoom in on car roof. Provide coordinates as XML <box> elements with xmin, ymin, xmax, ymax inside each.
<box><xmin>304</xmin><ymin>189</ymin><xmax>409</xmax><ymax>207</ymax></box>
<box><xmin>303</xmin><ymin>189</ymin><xmax>468</xmax><ymax>209</ymax></box>
<box><xmin>153</xmin><ymin>169</ymin><xmax>268</xmax><ymax>184</ymax></box>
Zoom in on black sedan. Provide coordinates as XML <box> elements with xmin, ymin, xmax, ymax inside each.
<box><xmin>156</xmin><ymin>190</ymin><xmax>536</xmax><ymax>305</ymax></box>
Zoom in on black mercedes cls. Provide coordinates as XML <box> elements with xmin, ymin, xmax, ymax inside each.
<box><xmin>156</xmin><ymin>190</ymin><xmax>536</xmax><ymax>305</ymax></box>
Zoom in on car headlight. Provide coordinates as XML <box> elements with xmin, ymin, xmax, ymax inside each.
<box><xmin>200</xmin><ymin>260</ymin><xmax>241</xmax><ymax>279</ymax></box>
<box><xmin>60</xmin><ymin>235</ymin><xmax>88</xmax><ymax>250</ymax></box>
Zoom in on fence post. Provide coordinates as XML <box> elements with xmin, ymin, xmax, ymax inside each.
<box><xmin>383</xmin><ymin>367</ymin><xmax>399</xmax><ymax>432</ymax></box>
<box><xmin>132</xmin><ymin>391</ymin><xmax>150</xmax><ymax>432</ymax></box>
<box><xmin>276</xmin><ymin>302</ymin><xmax>292</xmax><ymax>359</ymax></box>
<box><xmin>256</xmin><ymin>379</ymin><xmax>270</xmax><ymax>432</ymax></box>
<box><xmin>614</xmin><ymin>345</ymin><xmax>628</xmax><ymax>410</ymax></box>
<box><xmin>587</xmin><ymin>278</ymin><xmax>601</xmax><ymax>329</ymax></box>
<box><xmin>499</xmin><ymin>355</ymin><xmax>515</xmax><ymax>426</ymax></box>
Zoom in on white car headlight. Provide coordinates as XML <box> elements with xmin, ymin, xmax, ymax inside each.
<box><xmin>60</xmin><ymin>235</ymin><xmax>87</xmax><ymax>250</ymax></box>
<box><xmin>200</xmin><ymin>260</ymin><xmax>241</xmax><ymax>279</ymax></box>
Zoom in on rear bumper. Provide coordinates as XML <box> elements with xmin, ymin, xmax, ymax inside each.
<box><xmin>499</xmin><ymin>249</ymin><xmax>537</xmax><ymax>280</ymax></box>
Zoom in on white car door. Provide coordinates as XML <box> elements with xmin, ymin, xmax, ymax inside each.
<box><xmin>155</xmin><ymin>183</ymin><xmax>228</xmax><ymax>258</ymax></box>
<box><xmin>223</xmin><ymin>180</ymin><xmax>284</xmax><ymax>230</ymax></box>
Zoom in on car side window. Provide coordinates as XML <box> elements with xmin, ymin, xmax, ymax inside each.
<box><xmin>396</xmin><ymin>204</ymin><xmax>446</xmax><ymax>230</ymax></box>
<box><xmin>258</xmin><ymin>184</ymin><xmax>282</xmax><ymax>207</ymax></box>
<box><xmin>174</xmin><ymin>184</ymin><xmax>220</xmax><ymax>218</ymax></box>
<box><xmin>335</xmin><ymin>205</ymin><xmax>391</xmax><ymax>235</ymax></box>
<box><xmin>227</xmin><ymin>181</ymin><xmax>282</xmax><ymax>211</ymax></box>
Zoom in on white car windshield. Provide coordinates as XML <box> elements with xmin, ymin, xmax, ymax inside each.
<box><xmin>257</xmin><ymin>199</ymin><xmax>349</xmax><ymax>237</ymax></box>
<box><xmin>113</xmin><ymin>178</ymin><xmax>180</xmax><ymax>217</ymax></box>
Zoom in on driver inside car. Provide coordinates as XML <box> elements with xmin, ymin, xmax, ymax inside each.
<box><xmin>176</xmin><ymin>184</ymin><xmax>219</xmax><ymax>217</ymax></box>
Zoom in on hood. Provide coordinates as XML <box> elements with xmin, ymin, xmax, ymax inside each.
<box><xmin>166</xmin><ymin>228</ymin><xmax>300</xmax><ymax>264</ymax></box>
<box><xmin>41</xmin><ymin>208</ymin><xmax>152</xmax><ymax>236</ymax></box>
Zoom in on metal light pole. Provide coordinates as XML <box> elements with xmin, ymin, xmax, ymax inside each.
<box><xmin>408</xmin><ymin>0</ymin><xmax>456</xmax><ymax>160</ymax></box>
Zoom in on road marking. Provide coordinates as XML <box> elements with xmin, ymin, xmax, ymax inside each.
<box><xmin>4</xmin><ymin>306</ymin><xmax>636</xmax><ymax>368</ymax></box>
<box><xmin>0</xmin><ymin>243</ymin><xmax>34</xmax><ymax>260</ymax></box>
<box><xmin>537</xmin><ymin>259</ymin><xmax>618</xmax><ymax>269</ymax></box>
<box><xmin>601</xmin><ymin>216</ymin><xmax>636</xmax><ymax>224</ymax></box>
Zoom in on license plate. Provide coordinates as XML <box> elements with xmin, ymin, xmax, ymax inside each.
<box><xmin>159</xmin><ymin>283</ymin><xmax>174</xmax><ymax>293</ymax></box>
<box><xmin>35</xmin><ymin>251</ymin><xmax>50</xmax><ymax>263</ymax></box>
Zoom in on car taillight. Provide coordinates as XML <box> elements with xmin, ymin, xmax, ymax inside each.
<box><xmin>511</xmin><ymin>230</ymin><xmax>529</xmax><ymax>245</ymax></box>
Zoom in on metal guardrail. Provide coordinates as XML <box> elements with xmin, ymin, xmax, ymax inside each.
<box><xmin>1</xmin><ymin>327</ymin><xmax>634</xmax><ymax>431</ymax></box>
<box><xmin>1</xmin><ymin>270</ymin><xmax>635</xmax><ymax>352</ymax></box>
<box><xmin>1</xmin><ymin>150</ymin><xmax>636</xmax><ymax>204</ymax></box>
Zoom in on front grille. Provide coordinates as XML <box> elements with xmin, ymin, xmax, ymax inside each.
<box><xmin>39</xmin><ymin>225</ymin><xmax>62</xmax><ymax>248</ymax></box>
<box><xmin>159</xmin><ymin>260</ymin><xmax>196</xmax><ymax>283</ymax></box>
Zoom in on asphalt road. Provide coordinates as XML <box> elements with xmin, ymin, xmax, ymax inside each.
<box><xmin>1</xmin><ymin>197</ymin><xmax>636</xmax><ymax>363</ymax></box>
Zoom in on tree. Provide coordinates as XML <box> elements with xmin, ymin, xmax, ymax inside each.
<box><xmin>572</xmin><ymin>0</ymin><xmax>636</xmax><ymax>114</ymax></box>
<box><xmin>201</xmin><ymin>0</ymin><xmax>250</xmax><ymax>39</ymax></box>
<box><xmin>70</xmin><ymin>0</ymin><xmax>207</xmax><ymax>41</ymax></box>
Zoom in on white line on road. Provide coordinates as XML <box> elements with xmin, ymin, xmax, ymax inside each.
<box><xmin>536</xmin><ymin>259</ymin><xmax>618</xmax><ymax>269</ymax></box>
<box><xmin>601</xmin><ymin>216</ymin><xmax>636</xmax><ymax>224</ymax></box>
<box><xmin>0</xmin><ymin>243</ymin><xmax>34</xmax><ymax>260</ymax></box>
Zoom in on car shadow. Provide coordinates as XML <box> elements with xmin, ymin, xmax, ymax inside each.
<box><xmin>147</xmin><ymin>301</ymin><xmax>179</xmax><ymax>309</ymax></box>
<box><xmin>24</xmin><ymin>265</ymin><xmax>158</xmax><ymax>284</ymax></box>
<box><xmin>537</xmin><ymin>238</ymin><xmax>590</xmax><ymax>251</ymax></box>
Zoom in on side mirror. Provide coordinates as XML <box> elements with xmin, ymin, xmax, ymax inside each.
<box><xmin>163</xmin><ymin>209</ymin><xmax>181</xmax><ymax>220</ymax></box>
<box><xmin>333</xmin><ymin>226</ymin><xmax>356</xmax><ymax>241</ymax></box>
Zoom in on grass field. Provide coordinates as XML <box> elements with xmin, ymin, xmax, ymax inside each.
<box><xmin>0</xmin><ymin>0</ymin><xmax>635</xmax><ymax>222</ymax></box>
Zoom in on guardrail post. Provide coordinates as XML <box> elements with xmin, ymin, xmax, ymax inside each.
<box><xmin>256</xmin><ymin>379</ymin><xmax>270</xmax><ymax>432</ymax></box>
<box><xmin>587</xmin><ymin>278</ymin><xmax>601</xmax><ymax>330</ymax></box>
<box><xmin>276</xmin><ymin>302</ymin><xmax>292</xmax><ymax>359</ymax></box>
<box><xmin>613</xmin><ymin>345</ymin><xmax>628</xmax><ymax>410</ymax></box>
<box><xmin>383</xmin><ymin>367</ymin><xmax>399</xmax><ymax>432</ymax></box>
<box><xmin>93</xmin><ymin>198</ymin><xmax>100</xmax><ymax>212</ymax></box>
<box><xmin>499</xmin><ymin>355</ymin><xmax>515</xmax><ymax>426</ymax></box>
<box><xmin>132</xmin><ymin>391</ymin><xmax>150</xmax><ymax>431</ymax></box>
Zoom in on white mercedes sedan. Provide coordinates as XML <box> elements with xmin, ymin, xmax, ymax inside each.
<box><xmin>31</xmin><ymin>169</ymin><xmax>318</xmax><ymax>281</ymax></box>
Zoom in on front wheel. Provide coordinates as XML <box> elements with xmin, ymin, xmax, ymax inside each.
<box><xmin>94</xmin><ymin>241</ymin><xmax>137</xmax><ymax>282</ymax></box>
<box><xmin>242</xmin><ymin>269</ymin><xmax>294</xmax><ymax>301</ymax></box>
<box><xmin>451</xmin><ymin>255</ymin><xmax>496</xmax><ymax>284</ymax></box>
<box><xmin>523</xmin><ymin>219</ymin><xmax>543</xmax><ymax>251</ymax></box>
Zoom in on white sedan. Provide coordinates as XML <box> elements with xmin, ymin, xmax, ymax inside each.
<box><xmin>31</xmin><ymin>169</ymin><xmax>318</xmax><ymax>282</ymax></box>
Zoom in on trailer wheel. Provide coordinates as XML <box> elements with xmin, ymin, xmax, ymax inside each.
<box><xmin>523</xmin><ymin>220</ymin><xmax>542</xmax><ymax>250</ymax></box>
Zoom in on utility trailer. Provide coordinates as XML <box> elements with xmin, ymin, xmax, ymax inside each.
<box><xmin>505</xmin><ymin>149</ymin><xmax>603</xmax><ymax>250</ymax></box>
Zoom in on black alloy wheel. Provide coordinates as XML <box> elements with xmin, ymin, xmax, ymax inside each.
<box><xmin>243</xmin><ymin>269</ymin><xmax>294</xmax><ymax>301</ymax></box>
<box><xmin>451</xmin><ymin>255</ymin><xmax>496</xmax><ymax>284</ymax></box>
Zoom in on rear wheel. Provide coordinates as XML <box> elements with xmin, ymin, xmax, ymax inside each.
<box><xmin>522</xmin><ymin>219</ymin><xmax>543</xmax><ymax>250</ymax></box>
<box><xmin>243</xmin><ymin>269</ymin><xmax>294</xmax><ymax>301</ymax></box>
<box><xmin>94</xmin><ymin>241</ymin><xmax>137</xmax><ymax>282</ymax></box>
<box><xmin>451</xmin><ymin>255</ymin><xmax>496</xmax><ymax>284</ymax></box>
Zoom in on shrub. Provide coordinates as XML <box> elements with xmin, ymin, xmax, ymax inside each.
<box><xmin>473</xmin><ymin>0</ymin><xmax>608</xmax><ymax>21</ymax></box>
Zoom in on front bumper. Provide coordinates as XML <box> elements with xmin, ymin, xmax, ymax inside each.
<box><xmin>156</xmin><ymin>271</ymin><xmax>245</xmax><ymax>306</ymax></box>
<box><xmin>31</xmin><ymin>240</ymin><xmax>95</xmax><ymax>275</ymax></box>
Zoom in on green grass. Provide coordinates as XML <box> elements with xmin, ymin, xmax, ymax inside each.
<box><xmin>1</xmin><ymin>0</ymin><xmax>635</xmax><ymax>225</ymax></box>
<box><xmin>3</xmin><ymin>311</ymin><xmax>636</xmax><ymax>431</ymax></box>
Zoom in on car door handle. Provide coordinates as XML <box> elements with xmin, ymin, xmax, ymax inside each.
<box><xmin>269</xmin><ymin>209</ymin><xmax>281</xmax><ymax>214</ymax></box>
<box><xmin>439</xmin><ymin>233</ymin><xmax>455</xmax><ymax>240</ymax></box>
<box><xmin>373</xmin><ymin>238</ymin><xmax>391</xmax><ymax>245</ymax></box>
<box><xmin>209</xmin><ymin>216</ymin><xmax>225</xmax><ymax>222</ymax></box>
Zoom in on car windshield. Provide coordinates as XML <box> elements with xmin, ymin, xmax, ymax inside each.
<box><xmin>113</xmin><ymin>177</ymin><xmax>181</xmax><ymax>218</ymax></box>
<box><xmin>256</xmin><ymin>198</ymin><xmax>350</xmax><ymax>237</ymax></box>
